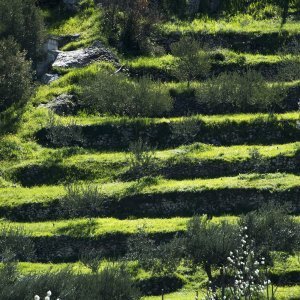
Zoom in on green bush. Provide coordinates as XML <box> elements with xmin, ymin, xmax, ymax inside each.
<box><xmin>80</xmin><ymin>70</ymin><xmax>173</xmax><ymax>117</ymax></box>
<box><xmin>171</xmin><ymin>36</ymin><xmax>211</xmax><ymax>86</ymax></box>
<box><xmin>0</xmin><ymin>0</ymin><xmax>45</xmax><ymax>63</ymax></box>
<box><xmin>195</xmin><ymin>70</ymin><xmax>286</xmax><ymax>114</ymax></box>
<box><xmin>60</xmin><ymin>183</ymin><xmax>106</xmax><ymax>217</ymax></box>
<box><xmin>0</xmin><ymin>136</ymin><xmax>28</xmax><ymax>160</ymax></box>
<box><xmin>0</xmin><ymin>266</ymin><xmax>141</xmax><ymax>300</ymax></box>
<box><xmin>0</xmin><ymin>38</ymin><xmax>33</xmax><ymax>133</ymax></box>
<box><xmin>241</xmin><ymin>202</ymin><xmax>300</xmax><ymax>254</ymax></box>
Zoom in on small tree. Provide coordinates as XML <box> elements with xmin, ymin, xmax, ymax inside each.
<box><xmin>184</xmin><ymin>216</ymin><xmax>239</xmax><ymax>286</ymax></box>
<box><xmin>0</xmin><ymin>38</ymin><xmax>33</xmax><ymax>133</ymax></box>
<box><xmin>0</xmin><ymin>0</ymin><xmax>45</xmax><ymax>64</ymax></box>
<box><xmin>171</xmin><ymin>36</ymin><xmax>211</xmax><ymax>87</ymax></box>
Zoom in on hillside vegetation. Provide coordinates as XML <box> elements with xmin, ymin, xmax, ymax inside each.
<box><xmin>0</xmin><ymin>0</ymin><xmax>300</xmax><ymax>299</ymax></box>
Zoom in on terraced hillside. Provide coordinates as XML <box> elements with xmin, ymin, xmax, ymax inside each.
<box><xmin>0</xmin><ymin>0</ymin><xmax>300</xmax><ymax>299</ymax></box>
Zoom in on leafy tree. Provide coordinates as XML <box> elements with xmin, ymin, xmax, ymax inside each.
<box><xmin>183</xmin><ymin>216</ymin><xmax>239</xmax><ymax>283</ymax></box>
<box><xmin>240</xmin><ymin>202</ymin><xmax>300</xmax><ymax>256</ymax></box>
<box><xmin>101</xmin><ymin>0</ymin><xmax>160</xmax><ymax>54</ymax></box>
<box><xmin>0</xmin><ymin>38</ymin><xmax>33</xmax><ymax>133</ymax></box>
<box><xmin>171</xmin><ymin>36</ymin><xmax>211</xmax><ymax>87</ymax></box>
<box><xmin>0</xmin><ymin>0</ymin><xmax>45</xmax><ymax>63</ymax></box>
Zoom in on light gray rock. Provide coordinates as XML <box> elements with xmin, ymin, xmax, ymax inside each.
<box><xmin>52</xmin><ymin>41</ymin><xmax>120</xmax><ymax>68</ymax></box>
<box><xmin>42</xmin><ymin>73</ymin><xmax>60</xmax><ymax>84</ymax></box>
<box><xmin>40</xmin><ymin>94</ymin><xmax>78</xmax><ymax>116</ymax></box>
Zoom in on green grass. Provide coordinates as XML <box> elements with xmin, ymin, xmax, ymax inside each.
<box><xmin>160</xmin><ymin>14</ymin><xmax>300</xmax><ymax>35</ymax></box>
<box><xmin>50</xmin><ymin>111</ymin><xmax>300</xmax><ymax>127</ymax></box>
<box><xmin>0</xmin><ymin>216</ymin><xmax>238</xmax><ymax>237</ymax></box>
<box><xmin>46</xmin><ymin>6</ymin><xmax>103</xmax><ymax>50</ymax></box>
<box><xmin>126</xmin><ymin>51</ymin><xmax>300</xmax><ymax>72</ymax></box>
<box><xmin>0</xmin><ymin>173</ymin><xmax>299</xmax><ymax>208</ymax></box>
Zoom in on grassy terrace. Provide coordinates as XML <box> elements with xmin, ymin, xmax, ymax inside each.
<box><xmin>126</xmin><ymin>52</ymin><xmax>300</xmax><ymax>80</ymax></box>
<box><xmin>0</xmin><ymin>173</ymin><xmax>299</xmax><ymax>208</ymax></box>
<box><xmin>3</xmin><ymin>216</ymin><xmax>300</xmax><ymax>238</ymax></box>
<box><xmin>160</xmin><ymin>15</ymin><xmax>300</xmax><ymax>35</ymax></box>
<box><xmin>33</xmin><ymin>110</ymin><xmax>299</xmax><ymax>127</ymax></box>
<box><xmin>3</xmin><ymin>142</ymin><xmax>299</xmax><ymax>169</ymax></box>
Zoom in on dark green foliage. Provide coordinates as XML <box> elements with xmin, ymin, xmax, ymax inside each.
<box><xmin>195</xmin><ymin>70</ymin><xmax>286</xmax><ymax>114</ymax></box>
<box><xmin>0</xmin><ymin>226</ymin><xmax>35</xmax><ymax>261</ymax></box>
<box><xmin>171</xmin><ymin>36</ymin><xmax>211</xmax><ymax>86</ymax></box>
<box><xmin>0</xmin><ymin>38</ymin><xmax>32</xmax><ymax>133</ymax></box>
<box><xmin>60</xmin><ymin>184</ymin><xmax>106</xmax><ymax>217</ymax></box>
<box><xmin>80</xmin><ymin>71</ymin><xmax>173</xmax><ymax>117</ymax></box>
<box><xmin>183</xmin><ymin>216</ymin><xmax>238</xmax><ymax>281</ymax></box>
<box><xmin>0</xmin><ymin>0</ymin><xmax>45</xmax><ymax>63</ymax></box>
<box><xmin>127</xmin><ymin>227</ymin><xmax>182</xmax><ymax>276</ymax></box>
<box><xmin>0</xmin><ymin>266</ymin><xmax>141</xmax><ymax>300</ymax></box>
<box><xmin>241</xmin><ymin>202</ymin><xmax>300</xmax><ymax>254</ymax></box>
<box><xmin>100</xmin><ymin>0</ymin><xmax>160</xmax><ymax>54</ymax></box>
<box><xmin>36</xmin><ymin>116</ymin><xmax>300</xmax><ymax>150</ymax></box>
<box><xmin>128</xmin><ymin>138</ymin><xmax>156</xmax><ymax>178</ymax></box>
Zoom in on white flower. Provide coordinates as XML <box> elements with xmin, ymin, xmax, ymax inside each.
<box><xmin>244</xmin><ymin>226</ymin><xmax>248</xmax><ymax>230</ymax></box>
<box><xmin>45</xmin><ymin>297</ymin><xmax>50</xmax><ymax>300</ymax></box>
<box><xmin>34</xmin><ymin>296</ymin><xmax>40</xmax><ymax>300</ymax></box>
<box><xmin>255</xmin><ymin>269</ymin><xmax>260</xmax><ymax>275</ymax></box>
<box><xmin>261</xmin><ymin>260</ymin><xmax>265</xmax><ymax>264</ymax></box>
<box><xmin>47</xmin><ymin>291</ymin><xmax>52</xmax><ymax>297</ymax></box>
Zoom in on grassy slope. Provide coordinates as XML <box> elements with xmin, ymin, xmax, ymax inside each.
<box><xmin>3</xmin><ymin>5</ymin><xmax>300</xmax><ymax>298</ymax></box>
<box><xmin>0</xmin><ymin>173</ymin><xmax>299</xmax><ymax>207</ymax></box>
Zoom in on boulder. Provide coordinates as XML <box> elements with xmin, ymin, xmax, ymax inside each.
<box><xmin>52</xmin><ymin>41</ymin><xmax>120</xmax><ymax>68</ymax></box>
<box><xmin>40</xmin><ymin>94</ymin><xmax>78</xmax><ymax>115</ymax></box>
<box><xmin>41</xmin><ymin>73</ymin><xmax>60</xmax><ymax>84</ymax></box>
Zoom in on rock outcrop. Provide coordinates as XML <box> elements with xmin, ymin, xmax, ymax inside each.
<box><xmin>40</xmin><ymin>94</ymin><xmax>78</xmax><ymax>115</ymax></box>
<box><xmin>52</xmin><ymin>41</ymin><xmax>120</xmax><ymax>68</ymax></box>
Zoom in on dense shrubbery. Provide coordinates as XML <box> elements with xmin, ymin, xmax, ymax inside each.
<box><xmin>195</xmin><ymin>70</ymin><xmax>286</xmax><ymax>114</ymax></box>
<box><xmin>171</xmin><ymin>36</ymin><xmax>211</xmax><ymax>86</ymax></box>
<box><xmin>0</xmin><ymin>265</ymin><xmax>140</xmax><ymax>300</ymax></box>
<box><xmin>80</xmin><ymin>70</ymin><xmax>173</xmax><ymax>117</ymax></box>
<box><xmin>0</xmin><ymin>0</ymin><xmax>45</xmax><ymax>64</ymax></box>
<box><xmin>100</xmin><ymin>0</ymin><xmax>161</xmax><ymax>54</ymax></box>
<box><xmin>0</xmin><ymin>38</ymin><xmax>33</xmax><ymax>133</ymax></box>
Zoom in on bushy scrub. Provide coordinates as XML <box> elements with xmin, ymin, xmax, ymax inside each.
<box><xmin>171</xmin><ymin>36</ymin><xmax>211</xmax><ymax>86</ymax></box>
<box><xmin>195</xmin><ymin>70</ymin><xmax>286</xmax><ymax>114</ymax></box>
<box><xmin>0</xmin><ymin>38</ymin><xmax>33</xmax><ymax>133</ymax></box>
<box><xmin>0</xmin><ymin>265</ymin><xmax>140</xmax><ymax>300</ymax></box>
<box><xmin>60</xmin><ymin>184</ymin><xmax>106</xmax><ymax>217</ymax></box>
<box><xmin>80</xmin><ymin>70</ymin><xmax>173</xmax><ymax>117</ymax></box>
<box><xmin>0</xmin><ymin>0</ymin><xmax>45</xmax><ymax>63</ymax></box>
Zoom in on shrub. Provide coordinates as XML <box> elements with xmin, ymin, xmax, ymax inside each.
<box><xmin>240</xmin><ymin>202</ymin><xmax>300</xmax><ymax>255</ymax></box>
<box><xmin>80</xmin><ymin>70</ymin><xmax>173</xmax><ymax>117</ymax></box>
<box><xmin>0</xmin><ymin>136</ymin><xmax>28</xmax><ymax>160</ymax></box>
<box><xmin>0</xmin><ymin>38</ymin><xmax>33</xmax><ymax>133</ymax></box>
<box><xmin>128</xmin><ymin>138</ymin><xmax>156</xmax><ymax>177</ymax></box>
<box><xmin>100</xmin><ymin>0</ymin><xmax>160</xmax><ymax>54</ymax></box>
<box><xmin>60</xmin><ymin>183</ymin><xmax>106</xmax><ymax>217</ymax></box>
<box><xmin>171</xmin><ymin>36</ymin><xmax>211</xmax><ymax>86</ymax></box>
<box><xmin>127</xmin><ymin>226</ymin><xmax>182</xmax><ymax>276</ymax></box>
<box><xmin>0</xmin><ymin>266</ymin><xmax>140</xmax><ymax>300</ymax></box>
<box><xmin>195</xmin><ymin>70</ymin><xmax>286</xmax><ymax>114</ymax></box>
<box><xmin>0</xmin><ymin>226</ymin><xmax>35</xmax><ymax>261</ymax></box>
<box><xmin>0</xmin><ymin>0</ymin><xmax>45</xmax><ymax>64</ymax></box>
